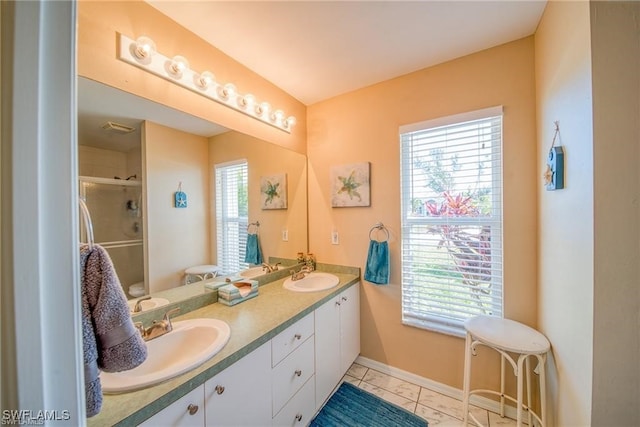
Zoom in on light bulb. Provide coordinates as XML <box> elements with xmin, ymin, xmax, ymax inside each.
<box><xmin>285</xmin><ymin>116</ymin><xmax>297</xmax><ymax>129</ymax></box>
<box><xmin>195</xmin><ymin>71</ymin><xmax>215</xmax><ymax>90</ymax></box>
<box><xmin>133</xmin><ymin>36</ymin><xmax>156</xmax><ymax>60</ymax></box>
<box><xmin>271</xmin><ymin>109</ymin><xmax>285</xmax><ymax>124</ymax></box>
<box><xmin>168</xmin><ymin>55</ymin><xmax>189</xmax><ymax>78</ymax></box>
<box><xmin>256</xmin><ymin>102</ymin><xmax>271</xmax><ymax>118</ymax></box>
<box><xmin>239</xmin><ymin>93</ymin><xmax>256</xmax><ymax>109</ymax></box>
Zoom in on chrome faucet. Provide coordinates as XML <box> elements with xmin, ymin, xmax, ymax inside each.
<box><xmin>135</xmin><ymin>307</ymin><xmax>181</xmax><ymax>341</ymax></box>
<box><xmin>262</xmin><ymin>262</ymin><xmax>281</xmax><ymax>273</ymax></box>
<box><xmin>290</xmin><ymin>265</ymin><xmax>312</xmax><ymax>281</ymax></box>
<box><xmin>132</xmin><ymin>295</ymin><xmax>151</xmax><ymax>313</ymax></box>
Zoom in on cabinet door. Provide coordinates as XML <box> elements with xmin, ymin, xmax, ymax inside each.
<box><xmin>340</xmin><ymin>284</ymin><xmax>361</xmax><ymax>374</ymax></box>
<box><xmin>204</xmin><ymin>341</ymin><xmax>271</xmax><ymax>426</ymax></box>
<box><xmin>314</xmin><ymin>296</ymin><xmax>341</xmax><ymax>409</ymax></box>
<box><xmin>138</xmin><ymin>385</ymin><xmax>204</xmax><ymax>427</ymax></box>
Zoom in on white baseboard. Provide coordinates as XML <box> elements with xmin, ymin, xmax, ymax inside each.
<box><xmin>354</xmin><ymin>356</ymin><xmax>522</xmax><ymax>421</ymax></box>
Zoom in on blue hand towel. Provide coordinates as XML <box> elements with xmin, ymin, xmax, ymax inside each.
<box><xmin>244</xmin><ymin>233</ymin><xmax>263</xmax><ymax>265</ymax></box>
<box><xmin>364</xmin><ymin>240</ymin><xmax>390</xmax><ymax>285</ymax></box>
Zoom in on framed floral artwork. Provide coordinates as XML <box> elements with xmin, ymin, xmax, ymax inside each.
<box><xmin>330</xmin><ymin>162</ymin><xmax>371</xmax><ymax>207</ymax></box>
<box><xmin>260</xmin><ymin>173</ymin><xmax>287</xmax><ymax>209</ymax></box>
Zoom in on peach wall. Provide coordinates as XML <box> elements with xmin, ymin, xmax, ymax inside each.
<box><xmin>308</xmin><ymin>37</ymin><xmax>537</xmax><ymax>391</ymax></box>
<box><xmin>209</xmin><ymin>131</ymin><xmax>308</xmax><ymax>264</ymax></box>
<box><xmin>143</xmin><ymin>121</ymin><xmax>210</xmax><ymax>293</ymax></box>
<box><xmin>77</xmin><ymin>0</ymin><xmax>306</xmax><ymax>154</ymax></box>
<box><xmin>535</xmin><ymin>2</ymin><xmax>594</xmax><ymax>425</ymax></box>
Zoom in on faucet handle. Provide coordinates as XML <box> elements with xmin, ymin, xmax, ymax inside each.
<box><xmin>134</xmin><ymin>322</ymin><xmax>146</xmax><ymax>338</ymax></box>
<box><xmin>163</xmin><ymin>307</ymin><xmax>181</xmax><ymax>331</ymax></box>
<box><xmin>133</xmin><ymin>295</ymin><xmax>152</xmax><ymax>313</ymax></box>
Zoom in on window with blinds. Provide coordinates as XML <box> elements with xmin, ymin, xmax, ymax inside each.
<box><xmin>215</xmin><ymin>160</ymin><xmax>249</xmax><ymax>274</ymax></box>
<box><xmin>400</xmin><ymin>107</ymin><xmax>503</xmax><ymax>337</ymax></box>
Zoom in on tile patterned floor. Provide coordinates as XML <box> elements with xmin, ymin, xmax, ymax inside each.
<box><xmin>343</xmin><ymin>362</ymin><xmax>519</xmax><ymax>426</ymax></box>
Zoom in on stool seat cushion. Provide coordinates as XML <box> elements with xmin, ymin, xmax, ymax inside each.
<box><xmin>465</xmin><ymin>316</ymin><xmax>550</xmax><ymax>354</ymax></box>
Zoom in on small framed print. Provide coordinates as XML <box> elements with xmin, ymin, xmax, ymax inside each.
<box><xmin>260</xmin><ymin>173</ymin><xmax>287</xmax><ymax>209</ymax></box>
<box><xmin>331</xmin><ymin>162</ymin><xmax>371</xmax><ymax>207</ymax></box>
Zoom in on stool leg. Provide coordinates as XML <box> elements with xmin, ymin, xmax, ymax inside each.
<box><xmin>462</xmin><ymin>332</ymin><xmax>473</xmax><ymax>426</ymax></box>
<box><xmin>538</xmin><ymin>353</ymin><xmax>547</xmax><ymax>427</ymax></box>
<box><xmin>500</xmin><ymin>354</ymin><xmax>505</xmax><ymax>418</ymax></box>
<box><xmin>516</xmin><ymin>355</ymin><xmax>526</xmax><ymax>427</ymax></box>
<box><xmin>525</xmin><ymin>356</ymin><xmax>532</xmax><ymax>426</ymax></box>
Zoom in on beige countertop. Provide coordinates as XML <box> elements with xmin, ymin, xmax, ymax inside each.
<box><xmin>88</xmin><ymin>265</ymin><xmax>360</xmax><ymax>426</ymax></box>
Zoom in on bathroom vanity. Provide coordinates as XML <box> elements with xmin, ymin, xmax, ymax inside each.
<box><xmin>88</xmin><ymin>265</ymin><xmax>360</xmax><ymax>426</ymax></box>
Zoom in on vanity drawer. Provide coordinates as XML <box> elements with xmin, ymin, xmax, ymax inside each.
<box><xmin>272</xmin><ymin>375</ymin><xmax>316</xmax><ymax>427</ymax></box>
<box><xmin>272</xmin><ymin>336</ymin><xmax>315</xmax><ymax>416</ymax></box>
<box><xmin>272</xmin><ymin>312</ymin><xmax>314</xmax><ymax>367</ymax></box>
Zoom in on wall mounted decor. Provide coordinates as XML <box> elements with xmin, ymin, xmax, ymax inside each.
<box><xmin>260</xmin><ymin>173</ymin><xmax>287</xmax><ymax>209</ymax></box>
<box><xmin>331</xmin><ymin>162</ymin><xmax>371</xmax><ymax>207</ymax></box>
<box><xmin>174</xmin><ymin>182</ymin><xmax>187</xmax><ymax>208</ymax></box>
<box><xmin>544</xmin><ymin>121</ymin><xmax>565</xmax><ymax>190</ymax></box>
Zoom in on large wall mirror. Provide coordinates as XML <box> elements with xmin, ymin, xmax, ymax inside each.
<box><xmin>78</xmin><ymin>77</ymin><xmax>308</xmax><ymax>307</ymax></box>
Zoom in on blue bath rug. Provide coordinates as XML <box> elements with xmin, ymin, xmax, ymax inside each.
<box><xmin>310</xmin><ymin>382</ymin><xmax>428</xmax><ymax>427</ymax></box>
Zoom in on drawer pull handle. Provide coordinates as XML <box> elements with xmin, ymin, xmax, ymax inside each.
<box><xmin>215</xmin><ymin>385</ymin><xmax>225</xmax><ymax>395</ymax></box>
<box><xmin>342</xmin><ymin>296</ymin><xmax>348</xmax><ymax>302</ymax></box>
<box><xmin>294</xmin><ymin>333</ymin><xmax>302</xmax><ymax>340</ymax></box>
<box><xmin>295</xmin><ymin>414</ymin><xmax>303</xmax><ymax>422</ymax></box>
<box><xmin>294</xmin><ymin>369</ymin><xmax>302</xmax><ymax>377</ymax></box>
<box><xmin>335</xmin><ymin>301</ymin><xmax>341</xmax><ymax>306</ymax></box>
<box><xmin>187</xmin><ymin>404</ymin><xmax>199</xmax><ymax>415</ymax></box>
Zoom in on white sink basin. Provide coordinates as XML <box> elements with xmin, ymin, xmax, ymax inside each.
<box><xmin>283</xmin><ymin>272</ymin><xmax>340</xmax><ymax>293</ymax></box>
<box><xmin>101</xmin><ymin>318</ymin><xmax>231</xmax><ymax>393</ymax></box>
<box><xmin>128</xmin><ymin>297</ymin><xmax>169</xmax><ymax>313</ymax></box>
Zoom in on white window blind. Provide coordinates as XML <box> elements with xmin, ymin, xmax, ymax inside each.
<box><xmin>400</xmin><ymin>107</ymin><xmax>503</xmax><ymax>337</ymax></box>
<box><xmin>215</xmin><ymin>160</ymin><xmax>249</xmax><ymax>274</ymax></box>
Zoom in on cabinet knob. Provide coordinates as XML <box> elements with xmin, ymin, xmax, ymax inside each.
<box><xmin>295</xmin><ymin>414</ymin><xmax>303</xmax><ymax>422</ymax></box>
<box><xmin>215</xmin><ymin>385</ymin><xmax>225</xmax><ymax>395</ymax></box>
<box><xmin>294</xmin><ymin>333</ymin><xmax>302</xmax><ymax>340</ymax></box>
<box><xmin>294</xmin><ymin>369</ymin><xmax>302</xmax><ymax>377</ymax></box>
<box><xmin>187</xmin><ymin>404</ymin><xmax>199</xmax><ymax>415</ymax></box>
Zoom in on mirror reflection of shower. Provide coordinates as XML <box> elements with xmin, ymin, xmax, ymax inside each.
<box><xmin>78</xmin><ymin>117</ymin><xmax>145</xmax><ymax>299</ymax></box>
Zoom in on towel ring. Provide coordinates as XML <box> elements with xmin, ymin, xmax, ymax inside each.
<box><xmin>369</xmin><ymin>223</ymin><xmax>389</xmax><ymax>242</ymax></box>
<box><xmin>247</xmin><ymin>221</ymin><xmax>260</xmax><ymax>234</ymax></box>
<box><xmin>79</xmin><ymin>198</ymin><xmax>95</xmax><ymax>250</ymax></box>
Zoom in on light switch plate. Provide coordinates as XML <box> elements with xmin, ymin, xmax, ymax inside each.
<box><xmin>282</xmin><ymin>229</ymin><xmax>289</xmax><ymax>241</ymax></box>
<box><xmin>331</xmin><ymin>231</ymin><xmax>339</xmax><ymax>245</ymax></box>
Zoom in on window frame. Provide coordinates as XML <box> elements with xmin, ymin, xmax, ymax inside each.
<box><xmin>399</xmin><ymin>106</ymin><xmax>504</xmax><ymax>337</ymax></box>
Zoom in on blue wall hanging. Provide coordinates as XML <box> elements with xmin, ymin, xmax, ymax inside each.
<box><xmin>174</xmin><ymin>182</ymin><xmax>187</xmax><ymax>208</ymax></box>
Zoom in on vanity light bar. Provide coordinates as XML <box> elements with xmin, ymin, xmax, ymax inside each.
<box><xmin>117</xmin><ymin>34</ymin><xmax>296</xmax><ymax>133</ymax></box>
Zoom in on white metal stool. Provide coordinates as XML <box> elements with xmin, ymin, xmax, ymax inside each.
<box><xmin>462</xmin><ymin>316</ymin><xmax>550</xmax><ymax>427</ymax></box>
<box><xmin>184</xmin><ymin>264</ymin><xmax>221</xmax><ymax>284</ymax></box>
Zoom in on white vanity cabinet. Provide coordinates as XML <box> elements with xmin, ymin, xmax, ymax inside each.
<box><xmin>204</xmin><ymin>341</ymin><xmax>272</xmax><ymax>426</ymax></box>
<box><xmin>138</xmin><ymin>385</ymin><xmax>205</xmax><ymax>427</ymax></box>
<box><xmin>314</xmin><ymin>284</ymin><xmax>360</xmax><ymax>409</ymax></box>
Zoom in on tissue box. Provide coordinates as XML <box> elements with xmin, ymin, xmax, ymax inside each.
<box><xmin>218</xmin><ymin>280</ymin><xmax>259</xmax><ymax>306</ymax></box>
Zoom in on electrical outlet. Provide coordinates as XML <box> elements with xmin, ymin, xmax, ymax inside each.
<box><xmin>331</xmin><ymin>230</ymin><xmax>339</xmax><ymax>245</ymax></box>
<box><xmin>282</xmin><ymin>229</ymin><xmax>289</xmax><ymax>241</ymax></box>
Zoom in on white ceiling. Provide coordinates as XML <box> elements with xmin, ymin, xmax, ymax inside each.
<box><xmin>146</xmin><ymin>0</ymin><xmax>547</xmax><ymax>105</ymax></box>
